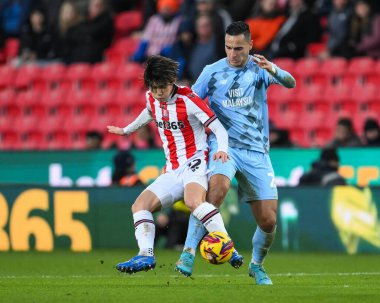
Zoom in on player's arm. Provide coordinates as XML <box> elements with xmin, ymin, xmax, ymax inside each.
<box><xmin>107</xmin><ymin>108</ymin><xmax>153</xmax><ymax>136</ymax></box>
<box><xmin>206</xmin><ymin>118</ymin><xmax>229</xmax><ymax>163</ymax></box>
<box><xmin>253</xmin><ymin>54</ymin><xmax>296</xmax><ymax>88</ymax></box>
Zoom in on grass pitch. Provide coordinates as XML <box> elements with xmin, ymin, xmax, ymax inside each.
<box><xmin>1</xmin><ymin>250</ymin><xmax>380</xmax><ymax>303</ymax></box>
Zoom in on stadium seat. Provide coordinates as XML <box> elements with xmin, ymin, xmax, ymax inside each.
<box><xmin>346</xmin><ymin>57</ymin><xmax>375</xmax><ymax>85</ymax></box>
<box><xmin>294</xmin><ymin>57</ymin><xmax>321</xmax><ymax>86</ymax></box>
<box><xmin>0</xmin><ymin>64</ymin><xmax>17</xmax><ymax>90</ymax></box>
<box><xmin>273</xmin><ymin>111</ymin><xmax>298</xmax><ymax>129</ymax></box>
<box><xmin>105</xmin><ymin>37</ymin><xmax>140</xmax><ymax>65</ymax></box>
<box><xmin>41</xmin><ymin>63</ymin><xmax>66</xmax><ymax>90</ymax></box>
<box><xmin>116</xmin><ymin>88</ymin><xmax>146</xmax><ymax>113</ymax></box>
<box><xmin>366</xmin><ymin>60</ymin><xmax>380</xmax><ymax>85</ymax></box>
<box><xmin>115</xmin><ymin>62</ymin><xmax>145</xmax><ymax>89</ymax></box>
<box><xmin>349</xmin><ymin>84</ymin><xmax>378</xmax><ymax>109</ymax></box>
<box><xmin>66</xmin><ymin>89</ymin><xmax>94</xmax><ymax>115</ymax></box>
<box><xmin>65</xmin><ymin>63</ymin><xmax>93</xmax><ymax>90</ymax></box>
<box><xmin>40</xmin><ymin>89</ymin><xmax>68</xmax><ymax>115</ymax></box>
<box><xmin>20</xmin><ymin>130</ymin><xmax>45</xmax><ymax>150</ymax></box>
<box><xmin>4</xmin><ymin>38</ymin><xmax>20</xmax><ymax>61</ymax></box>
<box><xmin>46</xmin><ymin>130</ymin><xmax>71</xmax><ymax>150</ymax></box>
<box><xmin>314</xmin><ymin>57</ymin><xmax>347</xmax><ymax>85</ymax></box>
<box><xmin>93</xmin><ymin>89</ymin><xmax>119</xmax><ymax>115</ymax></box>
<box><xmin>37</xmin><ymin>113</ymin><xmax>64</xmax><ymax>133</ymax></box>
<box><xmin>0</xmin><ymin>130</ymin><xmax>21</xmax><ymax>150</ymax></box>
<box><xmin>267</xmin><ymin>85</ymin><xmax>296</xmax><ymax>110</ymax></box>
<box><xmin>0</xmin><ymin>89</ymin><xmax>18</xmax><ymax>116</ymax></box>
<box><xmin>289</xmin><ymin>128</ymin><xmax>310</xmax><ymax>147</ymax></box>
<box><xmin>307</xmin><ymin>42</ymin><xmax>327</xmax><ymax>57</ymax></box>
<box><xmin>15</xmin><ymin>90</ymin><xmax>43</xmax><ymax>116</ymax></box>
<box><xmin>13</xmin><ymin>64</ymin><xmax>42</xmax><ymax>90</ymax></box>
<box><xmin>272</xmin><ymin>58</ymin><xmax>295</xmax><ymax>73</ymax></box>
<box><xmin>91</xmin><ymin>62</ymin><xmax>118</xmax><ymax>89</ymax></box>
<box><xmin>320</xmin><ymin>83</ymin><xmax>351</xmax><ymax>112</ymax></box>
<box><xmin>313</xmin><ymin>126</ymin><xmax>333</xmax><ymax>147</ymax></box>
<box><xmin>294</xmin><ymin>84</ymin><xmax>324</xmax><ymax>110</ymax></box>
<box><xmin>114</xmin><ymin>10</ymin><xmax>142</xmax><ymax>38</ymax></box>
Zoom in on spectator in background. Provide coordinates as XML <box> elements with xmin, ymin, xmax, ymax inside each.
<box><xmin>268</xmin><ymin>0</ymin><xmax>321</xmax><ymax>59</ymax></box>
<box><xmin>132</xmin><ymin>0</ymin><xmax>182</xmax><ymax>62</ymax></box>
<box><xmin>82</xmin><ymin>0</ymin><xmax>114</xmax><ymax>63</ymax></box>
<box><xmin>16</xmin><ymin>7</ymin><xmax>56</xmax><ymax>65</ymax></box>
<box><xmin>322</xmin><ymin>0</ymin><xmax>353</xmax><ymax>59</ymax></box>
<box><xmin>354</xmin><ymin>0</ymin><xmax>380</xmax><ymax>58</ymax></box>
<box><xmin>56</xmin><ymin>0</ymin><xmax>86</xmax><ymax>64</ymax></box>
<box><xmin>130</xmin><ymin>125</ymin><xmax>157</xmax><ymax>149</ymax></box>
<box><xmin>0</xmin><ymin>0</ymin><xmax>32</xmax><ymax>37</ymax></box>
<box><xmin>327</xmin><ymin>117</ymin><xmax>362</xmax><ymax>148</ymax></box>
<box><xmin>225</xmin><ymin>0</ymin><xmax>256</xmax><ymax>21</ymax></box>
<box><xmin>85</xmin><ymin>130</ymin><xmax>103</xmax><ymax>149</ymax></box>
<box><xmin>363</xmin><ymin>118</ymin><xmax>380</xmax><ymax>146</ymax></box>
<box><xmin>299</xmin><ymin>147</ymin><xmax>346</xmax><ymax>186</ymax></box>
<box><xmin>187</xmin><ymin>14</ymin><xmax>219</xmax><ymax>82</ymax></box>
<box><xmin>246</xmin><ymin>0</ymin><xmax>286</xmax><ymax>57</ymax></box>
<box><xmin>111</xmin><ymin>150</ymin><xmax>144</xmax><ymax>186</ymax></box>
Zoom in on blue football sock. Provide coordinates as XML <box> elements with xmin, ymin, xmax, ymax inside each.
<box><xmin>252</xmin><ymin>225</ymin><xmax>276</xmax><ymax>265</ymax></box>
<box><xmin>183</xmin><ymin>214</ymin><xmax>207</xmax><ymax>255</ymax></box>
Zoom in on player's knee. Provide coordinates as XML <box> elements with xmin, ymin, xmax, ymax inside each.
<box><xmin>259</xmin><ymin>217</ymin><xmax>277</xmax><ymax>233</ymax></box>
<box><xmin>207</xmin><ymin>185</ymin><xmax>228</xmax><ymax>207</ymax></box>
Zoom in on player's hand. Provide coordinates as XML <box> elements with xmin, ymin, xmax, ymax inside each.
<box><xmin>213</xmin><ymin>151</ymin><xmax>229</xmax><ymax>163</ymax></box>
<box><xmin>253</xmin><ymin>54</ymin><xmax>273</xmax><ymax>72</ymax></box>
<box><xmin>107</xmin><ymin>125</ymin><xmax>124</xmax><ymax>136</ymax></box>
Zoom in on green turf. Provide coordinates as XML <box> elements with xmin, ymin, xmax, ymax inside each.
<box><xmin>1</xmin><ymin>250</ymin><xmax>380</xmax><ymax>303</ymax></box>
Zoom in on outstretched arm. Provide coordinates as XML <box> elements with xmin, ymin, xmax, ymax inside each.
<box><xmin>207</xmin><ymin>118</ymin><xmax>229</xmax><ymax>163</ymax></box>
<box><xmin>107</xmin><ymin>108</ymin><xmax>153</xmax><ymax>136</ymax></box>
<box><xmin>253</xmin><ymin>54</ymin><xmax>296</xmax><ymax>88</ymax></box>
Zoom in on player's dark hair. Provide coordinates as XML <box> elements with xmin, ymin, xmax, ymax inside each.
<box><xmin>225</xmin><ymin>21</ymin><xmax>251</xmax><ymax>41</ymax></box>
<box><xmin>144</xmin><ymin>55</ymin><xmax>179</xmax><ymax>88</ymax></box>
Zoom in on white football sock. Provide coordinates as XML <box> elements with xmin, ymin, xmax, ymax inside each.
<box><xmin>193</xmin><ymin>202</ymin><xmax>228</xmax><ymax>234</ymax></box>
<box><xmin>133</xmin><ymin>210</ymin><xmax>155</xmax><ymax>256</ymax></box>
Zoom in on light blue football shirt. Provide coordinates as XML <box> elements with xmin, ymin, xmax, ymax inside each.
<box><xmin>192</xmin><ymin>55</ymin><xmax>280</xmax><ymax>154</ymax></box>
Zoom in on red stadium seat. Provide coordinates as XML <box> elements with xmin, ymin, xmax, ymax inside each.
<box><xmin>65</xmin><ymin>63</ymin><xmax>93</xmax><ymax>89</ymax></box>
<box><xmin>114</xmin><ymin>10</ymin><xmax>142</xmax><ymax>38</ymax></box>
<box><xmin>366</xmin><ymin>60</ymin><xmax>380</xmax><ymax>85</ymax></box>
<box><xmin>91</xmin><ymin>62</ymin><xmax>118</xmax><ymax>89</ymax></box>
<box><xmin>0</xmin><ymin>65</ymin><xmax>17</xmax><ymax>90</ymax></box>
<box><xmin>0</xmin><ymin>130</ymin><xmax>21</xmax><ymax>150</ymax></box>
<box><xmin>267</xmin><ymin>85</ymin><xmax>296</xmax><ymax>110</ymax></box>
<box><xmin>41</xmin><ymin>63</ymin><xmax>67</xmax><ymax>89</ymax></box>
<box><xmin>92</xmin><ymin>89</ymin><xmax>119</xmax><ymax>115</ymax></box>
<box><xmin>4</xmin><ymin>38</ymin><xmax>20</xmax><ymax>61</ymax></box>
<box><xmin>320</xmin><ymin>83</ymin><xmax>351</xmax><ymax>112</ymax></box>
<box><xmin>105</xmin><ymin>37</ymin><xmax>140</xmax><ymax>64</ymax></box>
<box><xmin>116</xmin><ymin>88</ymin><xmax>146</xmax><ymax>112</ymax></box>
<box><xmin>115</xmin><ymin>62</ymin><xmax>145</xmax><ymax>89</ymax></box>
<box><xmin>289</xmin><ymin>128</ymin><xmax>310</xmax><ymax>147</ymax></box>
<box><xmin>46</xmin><ymin>130</ymin><xmax>71</xmax><ymax>150</ymax></box>
<box><xmin>313</xmin><ymin>126</ymin><xmax>333</xmax><ymax>147</ymax></box>
<box><xmin>20</xmin><ymin>130</ymin><xmax>45</xmax><ymax>150</ymax></box>
<box><xmin>15</xmin><ymin>90</ymin><xmax>43</xmax><ymax>116</ymax></box>
<box><xmin>294</xmin><ymin>57</ymin><xmax>321</xmax><ymax>86</ymax></box>
<box><xmin>40</xmin><ymin>89</ymin><xmax>69</xmax><ymax>115</ymax></box>
<box><xmin>346</xmin><ymin>57</ymin><xmax>375</xmax><ymax>85</ymax></box>
<box><xmin>13</xmin><ymin>64</ymin><xmax>42</xmax><ymax>90</ymax></box>
<box><xmin>0</xmin><ymin>89</ymin><xmax>18</xmax><ymax>116</ymax></box>
<box><xmin>307</xmin><ymin>42</ymin><xmax>327</xmax><ymax>57</ymax></box>
<box><xmin>66</xmin><ymin>89</ymin><xmax>93</xmax><ymax>114</ymax></box>
<box><xmin>314</xmin><ymin>57</ymin><xmax>347</xmax><ymax>85</ymax></box>
<box><xmin>272</xmin><ymin>58</ymin><xmax>295</xmax><ymax>73</ymax></box>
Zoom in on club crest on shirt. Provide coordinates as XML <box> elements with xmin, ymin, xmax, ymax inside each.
<box><xmin>162</xmin><ymin>108</ymin><xmax>169</xmax><ymax>119</ymax></box>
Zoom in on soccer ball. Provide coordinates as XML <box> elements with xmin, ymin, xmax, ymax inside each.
<box><xmin>200</xmin><ymin>232</ymin><xmax>234</xmax><ymax>265</ymax></box>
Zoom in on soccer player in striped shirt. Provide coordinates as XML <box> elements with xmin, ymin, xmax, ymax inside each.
<box><xmin>107</xmin><ymin>55</ymin><xmax>233</xmax><ymax>274</ymax></box>
<box><xmin>175</xmin><ymin>21</ymin><xmax>296</xmax><ymax>284</ymax></box>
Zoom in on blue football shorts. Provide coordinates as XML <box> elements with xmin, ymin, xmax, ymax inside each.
<box><xmin>208</xmin><ymin>138</ymin><xmax>278</xmax><ymax>202</ymax></box>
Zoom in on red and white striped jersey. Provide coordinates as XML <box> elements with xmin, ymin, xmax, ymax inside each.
<box><xmin>146</xmin><ymin>85</ymin><xmax>216</xmax><ymax>171</ymax></box>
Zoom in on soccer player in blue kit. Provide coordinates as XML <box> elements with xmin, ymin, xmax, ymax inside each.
<box><xmin>175</xmin><ymin>21</ymin><xmax>296</xmax><ymax>284</ymax></box>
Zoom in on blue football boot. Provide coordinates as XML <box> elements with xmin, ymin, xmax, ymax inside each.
<box><xmin>115</xmin><ymin>255</ymin><xmax>156</xmax><ymax>274</ymax></box>
<box><xmin>248</xmin><ymin>263</ymin><xmax>273</xmax><ymax>285</ymax></box>
<box><xmin>229</xmin><ymin>250</ymin><xmax>244</xmax><ymax>269</ymax></box>
<box><xmin>175</xmin><ymin>251</ymin><xmax>195</xmax><ymax>277</ymax></box>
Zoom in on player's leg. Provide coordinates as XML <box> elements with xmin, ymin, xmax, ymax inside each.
<box><xmin>116</xmin><ymin>172</ymin><xmax>181</xmax><ymax>274</ymax></box>
<box><xmin>236</xmin><ymin>151</ymin><xmax>278</xmax><ymax>285</ymax></box>
<box><xmin>249</xmin><ymin>199</ymin><xmax>277</xmax><ymax>285</ymax></box>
